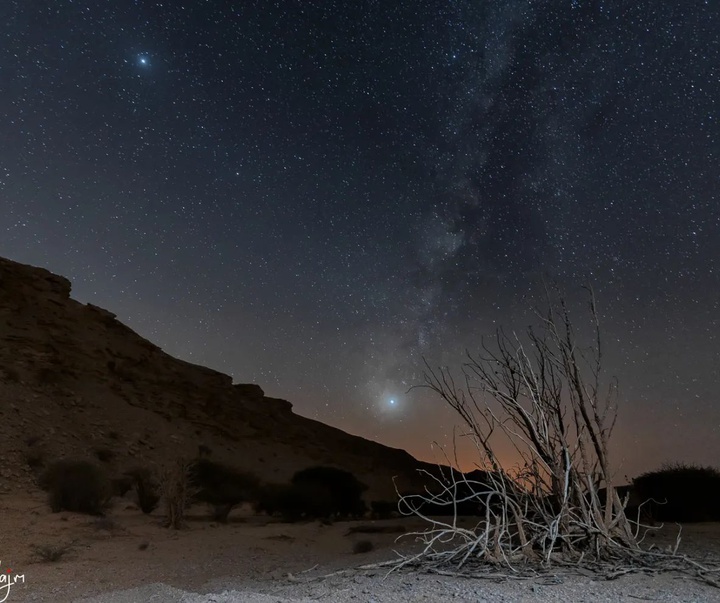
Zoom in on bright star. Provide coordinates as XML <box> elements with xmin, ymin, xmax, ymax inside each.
<box><xmin>389</xmin><ymin>399</ymin><xmax>396</xmax><ymax>405</ymax></box>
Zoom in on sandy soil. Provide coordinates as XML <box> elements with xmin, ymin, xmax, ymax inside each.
<box><xmin>3</xmin><ymin>492</ymin><xmax>720</xmax><ymax>603</ymax></box>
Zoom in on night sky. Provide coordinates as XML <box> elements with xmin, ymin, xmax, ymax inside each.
<box><xmin>1</xmin><ymin>1</ymin><xmax>718</xmax><ymax>479</ymax></box>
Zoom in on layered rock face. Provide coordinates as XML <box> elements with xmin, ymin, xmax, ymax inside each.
<box><xmin>0</xmin><ymin>256</ymin><xmax>428</xmax><ymax>498</ymax></box>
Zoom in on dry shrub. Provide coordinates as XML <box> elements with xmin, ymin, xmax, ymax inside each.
<box><xmin>290</xmin><ymin>466</ymin><xmax>367</xmax><ymax>519</ymax></box>
<box><xmin>394</xmin><ymin>288</ymin><xmax>720</xmax><ymax>586</ymax></box>
<box><xmin>160</xmin><ymin>459</ymin><xmax>197</xmax><ymax>529</ymax></box>
<box><xmin>254</xmin><ymin>469</ymin><xmax>366</xmax><ymax>523</ymax></box>
<box><xmin>39</xmin><ymin>459</ymin><xmax>111</xmax><ymax>515</ymax></box>
<box><xmin>633</xmin><ymin>464</ymin><xmax>720</xmax><ymax>522</ymax></box>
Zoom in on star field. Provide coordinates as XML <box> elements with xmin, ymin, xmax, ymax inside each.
<box><xmin>1</xmin><ymin>1</ymin><xmax>718</xmax><ymax>477</ymax></box>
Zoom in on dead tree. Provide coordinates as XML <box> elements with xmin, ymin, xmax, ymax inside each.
<box><xmin>394</xmin><ymin>288</ymin><xmax>696</xmax><ymax>576</ymax></box>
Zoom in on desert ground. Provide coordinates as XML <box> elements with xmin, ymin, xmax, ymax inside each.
<box><xmin>3</xmin><ymin>246</ymin><xmax>720</xmax><ymax>603</ymax></box>
<box><xmin>2</xmin><ymin>492</ymin><xmax>720</xmax><ymax>603</ymax></box>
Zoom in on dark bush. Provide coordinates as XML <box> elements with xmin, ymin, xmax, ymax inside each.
<box><xmin>253</xmin><ymin>481</ymin><xmax>332</xmax><ymax>522</ymax></box>
<box><xmin>254</xmin><ymin>468</ymin><xmax>367</xmax><ymax>522</ymax></box>
<box><xmin>253</xmin><ymin>483</ymin><xmax>282</xmax><ymax>516</ymax></box>
<box><xmin>39</xmin><ymin>459</ymin><xmax>111</xmax><ymax>515</ymax></box>
<box><xmin>290</xmin><ymin>466</ymin><xmax>367</xmax><ymax>519</ymax></box>
<box><xmin>125</xmin><ymin>467</ymin><xmax>160</xmax><ymax>514</ymax></box>
<box><xmin>290</xmin><ymin>482</ymin><xmax>336</xmax><ymax>520</ymax></box>
<box><xmin>633</xmin><ymin>464</ymin><xmax>720</xmax><ymax>522</ymax></box>
<box><xmin>189</xmin><ymin>459</ymin><xmax>260</xmax><ymax>522</ymax></box>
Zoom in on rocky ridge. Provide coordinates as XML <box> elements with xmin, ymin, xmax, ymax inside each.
<box><xmin>0</xmin><ymin>256</ymin><xmax>430</xmax><ymax>499</ymax></box>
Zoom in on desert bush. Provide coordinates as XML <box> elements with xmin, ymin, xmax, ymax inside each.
<box><xmin>39</xmin><ymin>459</ymin><xmax>111</xmax><ymax>515</ymax></box>
<box><xmin>384</xmin><ymin>290</ymin><xmax>720</xmax><ymax>586</ymax></box>
<box><xmin>161</xmin><ymin>459</ymin><xmax>197</xmax><ymax>529</ymax></box>
<box><xmin>253</xmin><ymin>481</ymin><xmax>339</xmax><ymax>522</ymax></box>
<box><xmin>291</xmin><ymin>466</ymin><xmax>367</xmax><ymax>519</ymax></box>
<box><xmin>125</xmin><ymin>467</ymin><xmax>160</xmax><ymax>514</ymax></box>
<box><xmin>286</xmin><ymin>481</ymin><xmax>335</xmax><ymax>520</ymax></box>
<box><xmin>189</xmin><ymin>459</ymin><xmax>260</xmax><ymax>522</ymax></box>
<box><xmin>633</xmin><ymin>464</ymin><xmax>720</xmax><ymax>522</ymax></box>
<box><xmin>399</xmin><ymin>289</ymin><xmax>646</xmax><ymax>574</ymax></box>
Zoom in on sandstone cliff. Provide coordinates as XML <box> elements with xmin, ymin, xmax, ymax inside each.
<box><xmin>0</xmin><ymin>256</ymin><xmax>430</xmax><ymax>499</ymax></box>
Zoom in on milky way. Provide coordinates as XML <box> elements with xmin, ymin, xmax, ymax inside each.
<box><xmin>1</xmin><ymin>1</ymin><xmax>718</xmax><ymax>476</ymax></box>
